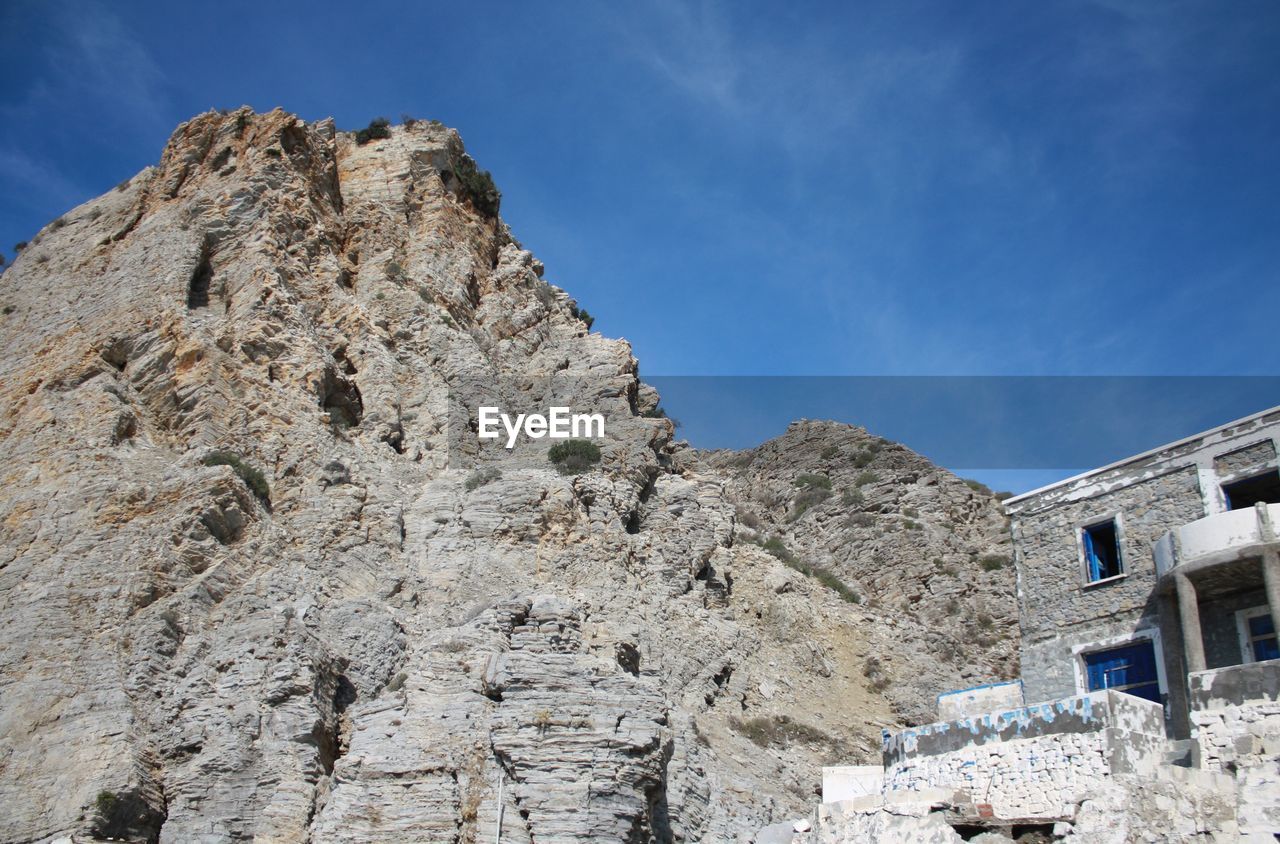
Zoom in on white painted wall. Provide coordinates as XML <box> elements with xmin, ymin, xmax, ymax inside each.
<box><xmin>821</xmin><ymin>766</ymin><xmax>884</xmax><ymax>803</ymax></box>
<box><xmin>936</xmin><ymin>680</ymin><xmax>1023</xmax><ymax>721</ymax></box>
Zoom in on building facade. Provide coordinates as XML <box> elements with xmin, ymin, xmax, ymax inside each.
<box><xmin>806</xmin><ymin>407</ymin><xmax>1280</xmax><ymax>840</ymax></box>
<box><xmin>1004</xmin><ymin>405</ymin><xmax>1280</xmax><ymax>738</ymax></box>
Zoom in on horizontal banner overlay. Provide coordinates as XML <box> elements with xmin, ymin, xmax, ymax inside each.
<box><xmin>646</xmin><ymin>376</ymin><xmax>1280</xmax><ymax>470</ymax></box>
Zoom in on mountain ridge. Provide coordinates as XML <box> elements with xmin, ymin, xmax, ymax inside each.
<box><xmin>0</xmin><ymin>108</ymin><xmax>1014</xmax><ymax>843</ymax></box>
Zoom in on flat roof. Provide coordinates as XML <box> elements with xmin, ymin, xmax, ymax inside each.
<box><xmin>1002</xmin><ymin>403</ymin><xmax>1280</xmax><ymax>506</ymax></box>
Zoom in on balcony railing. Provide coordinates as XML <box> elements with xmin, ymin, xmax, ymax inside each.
<box><xmin>1154</xmin><ymin>503</ymin><xmax>1280</xmax><ymax>578</ymax></box>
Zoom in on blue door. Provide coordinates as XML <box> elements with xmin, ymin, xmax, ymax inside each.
<box><xmin>1084</xmin><ymin>640</ymin><xmax>1161</xmax><ymax>703</ymax></box>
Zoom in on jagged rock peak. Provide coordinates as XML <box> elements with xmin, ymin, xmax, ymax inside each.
<box><xmin>0</xmin><ymin>108</ymin><xmax>1016</xmax><ymax>844</ymax></box>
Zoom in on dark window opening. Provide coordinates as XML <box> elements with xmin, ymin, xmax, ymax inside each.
<box><xmin>1082</xmin><ymin>519</ymin><xmax>1122</xmax><ymax>582</ymax></box>
<box><xmin>1084</xmin><ymin>640</ymin><xmax>1160</xmax><ymax>703</ymax></box>
<box><xmin>1222</xmin><ymin>469</ymin><xmax>1280</xmax><ymax>510</ymax></box>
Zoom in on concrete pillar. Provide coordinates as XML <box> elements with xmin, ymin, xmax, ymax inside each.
<box><xmin>1175</xmin><ymin>572</ymin><xmax>1206</xmax><ymax>674</ymax></box>
<box><xmin>1262</xmin><ymin>549</ymin><xmax>1280</xmax><ymax>653</ymax></box>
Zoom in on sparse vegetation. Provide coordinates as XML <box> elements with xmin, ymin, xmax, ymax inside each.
<box><xmin>548</xmin><ymin>438</ymin><xmax>601</xmax><ymax>475</ymax></box>
<box><xmin>862</xmin><ymin>656</ymin><xmax>891</xmax><ymax>692</ymax></box>
<box><xmin>729</xmin><ymin>714</ymin><xmax>833</xmax><ymax>748</ymax></box>
<box><xmin>963</xmin><ymin>478</ymin><xmax>994</xmax><ymax>495</ymax></box>
<box><xmin>92</xmin><ymin>790</ymin><xmax>134</xmax><ymax>839</ymax></box>
<box><xmin>95</xmin><ymin>790</ymin><xmax>117</xmax><ymax>817</ymax></box>
<box><xmin>845</xmin><ymin>512</ymin><xmax>876</xmax><ymax>529</ymax></box>
<box><xmin>854</xmin><ymin>470</ymin><xmax>878</xmax><ymax>486</ymax></box>
<box><xmin>820</xmin><ymin>445</ymin><xmax>839</xmax><ymax>460</ymax></box>
<box><xmin>757</xmin><ymin>535</ymin><xmax>793</xmax><ymax>560</ymax></box>
<box><xmin>852</xmin><ymin>450</ymin><xmax>874</xmax><ymax>468</ymax></box>
<box><xmin>387</xmin><ymin>671</ymin><xmax>408</xmax><ymax>692</ymax></box>
<box><xmin>812</xmin><ymin>567</ymin><xmax>859</xmax><ymax>602</ymax></box>
<box><xmin>794</xmin><ymin>473</ymin><xmax>832</xmax><ymax>490</ymax></box>
<box><xmin>451</xmin><ymin>155</ymin><xmax>501</xmax><ymax>217</ymax></box>
<box><xmin>751</xmin><ymin>535</ymin><xmax>860</xmax><ymax>603</ymax></box>
<box><xmin>569</xmin><ymin>302</ymin><xmax>594</xmax><ymax>329</ymax></box>
<box><xmin>903</xmin><ymin>519</ymin><xmax>922</xmax><ymax>531</ymax></box>
<box><xmin>902</xmin><ymin>507</ymin><xmax>918</xmax><ymax>518</ymax></box>
<box><xmin>355</xmin><ymin>116</ymin><xmax>392</xmax><ymax>145</ymax></box>
<box><xmin>464</xmin><ymin>467</ymin><xmax>502</xmax><ymax>491</ymax></box>
<box><xmin>789</xmin><ymin>486</ymin><xmax>831</xmax><ymax>521</ymax></box>
<box><xmin>639</xmin><ymin>405</ymin><xmax>681</xmax><ymax>428</ymax></box>
<box><xmin>841</xmin><ymin>488</ymin><xmax>863</xmax><ymax>506</ymax></box>
<box><xmin>13</xmin><ymin>242</ymin><xmax>27</xmax><ymax>253</ymax></box>
<box><xmin>202</xmin><ymin>451</ymin><xmax>270</xmax><ymax>504</ymax></box>
<box><xmin>979</xmin><ymin>554</ymin><xmax>1008</xmax><ymax>571</ymax></box>
<box><xmin>532</xmin><ymin>709</ymin><xmax>553</xmax><ymax>731</ymax></box>
<box><xmin>735</xmin><ymin>506</ymin><xmax>761</xmax><ymax>530</ymax></box>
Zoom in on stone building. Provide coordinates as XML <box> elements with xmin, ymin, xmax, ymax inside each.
<box><xmin>1005</xmin><ymin>404</ymin><xmax>1280</xmax><ymax>738</ymax></box>
<box><xmin>801</xmin><ymin>406</ymin><xmax>1280</xmax><ymax>841</ymax></box>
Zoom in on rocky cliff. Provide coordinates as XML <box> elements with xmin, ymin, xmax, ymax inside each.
<box><xmin>0</xmin><ymin>109</ymin><xmax>1014</xmax><ymax>843</ymax></box>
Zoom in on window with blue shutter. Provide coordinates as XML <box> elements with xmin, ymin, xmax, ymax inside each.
<box><xmin>1083</xmin><ymin>640</ymin><xmax>1160</xmax><ymax>703</ymax></box>
<box><xmin>1246</xmin><ymin>613</ymin><xmax>1278</xmax><ymax>662</ymax></box>
<box><xmin>1082</xmin><ymin>519</ymin><xmax>1122</xmax><ymax>583</ymax></box>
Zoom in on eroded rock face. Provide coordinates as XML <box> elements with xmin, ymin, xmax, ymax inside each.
<box><xmin>706</xmin><ymin>420</ymin><xmax>1018</xmax><ymax>725</ymax></box>
<box><xmin>0</xmin><ymin>108</ymin><xmax>1015</xmax><ymax>843</ymax></box>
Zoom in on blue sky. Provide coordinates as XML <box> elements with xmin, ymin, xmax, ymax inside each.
<box><xmin>2</xmin><ymin>1</ymin><xmax>1278</xmax><ymax>489</ymax></box>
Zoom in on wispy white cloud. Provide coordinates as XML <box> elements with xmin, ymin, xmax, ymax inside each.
<box><xmin>598</xmin><ymin>0</ymin><xmax>1258</xmax><ymax>375</ymax></box>
<box><xmin>0</xmin><ymin>1</ymin><xmax>169</xmax><ymax>218</ymax></box>
<box><xmin>624</xmin><ymin>0</ymin><xmax>744</xmax><ymax>114</ymax></box>
<box><xmin>0</xmin><ymin>147</ymin><xmax>90</xmax><ymax>211</ymax></box>
<box><xmin>48</xmin><ymin>0</ymin><xmax>171</xmax><ymax>132</ymax></box>
<box><xmin>608</xmin><ymin>0</ymin><xmax>968</xmax><ymax>163</ymax></box>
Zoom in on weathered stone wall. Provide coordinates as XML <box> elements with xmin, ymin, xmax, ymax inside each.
<box><xmin>885</xmin><ymin>729</ymin><xmax>1109</xmax><ymax>819</ymax></box>
<box><xmin>1011</xmin><ymin>466</ymin><xmax>1203</xmax><ymax>703</ymax></box>
<box><xmin>1060</xmin><ymin>769</ymin><xmax>1241</xmax><ymax>843</ymax></box>
<box><xmin>1193</xmin><ymin>695</ymin><xmax>1280</xmax><ymax>773</ymax></box>
<box><xmin>882</xmin><ymin>691</ymin><xmax>1167</xmax><ymax>821</ymax></box>
<box><xmin>1200</xmin><ymin>586</ymin><xmax>1269</xmax><ymax>670</ymax></box>
<box><xmin>1189</xmin><ymin>662</ymin><xmax>1280</xmax><ymax>838</ymax></box>
<box><xmin>1214</xmin><ymin>439</ymin><xmax>1276</xmax><ymax>479</ymax></box>
<box><xmin>1020</xmin><ymin>615</ymin><xmax>1169</xmax><ymax>709</ymax></box>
